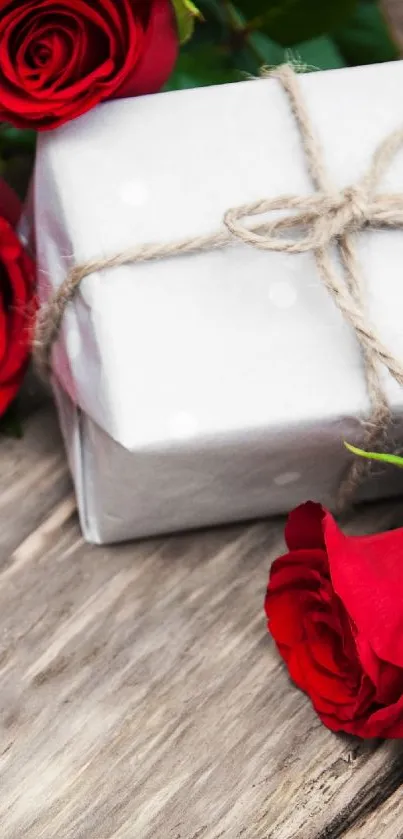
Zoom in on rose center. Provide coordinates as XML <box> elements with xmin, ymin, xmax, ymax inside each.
<box><xmin>27</xmin><ymin>30</ymin><xmax>70</xmax><ymax>74</ymax></box>
<box><xmin>29</xmin><ymin>41</ymin><xmax>52</xmax><ymax>68</ymax></box>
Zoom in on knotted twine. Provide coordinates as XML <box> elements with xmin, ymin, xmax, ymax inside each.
<box><xmin>34</xmin><ymin>64</ymin><xmax>403</xmax><ymax>510</ymax></box>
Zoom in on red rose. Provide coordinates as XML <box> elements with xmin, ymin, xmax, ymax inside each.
<box><xmin>265</xmin><ymin>502</ymin><xmax>403</xmax><ymax>738</ymax></box>
<box><xmin>0</xmin><ymin>177</ymin><xmax>21</xmax><ymax>228</ymax></box>
<box><xmin>0</xmin><ymin>216</ymin><xmax>36</xmax><ymax>415</ymax></box>
<box><xmin>0</xmin><ymin>0</ymin><xmax>178</xmax><ymax>131</ymax></box>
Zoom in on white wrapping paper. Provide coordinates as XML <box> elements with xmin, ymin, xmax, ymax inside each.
<box><xmin>32</xmin><ymin>61</ymin><xmax>403</xmax><ymax>544</ymax></box>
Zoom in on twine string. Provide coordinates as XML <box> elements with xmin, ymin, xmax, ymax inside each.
<box><xmin>34</xmin><ymin>65</ymin><xmax>403</xmax><ymax>508</ymax></box>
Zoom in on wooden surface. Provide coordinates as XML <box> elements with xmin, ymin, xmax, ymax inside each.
<box><xmin>2</xmin><ymin>9</ymin><xmax>403</xmax><ymax>836</ymax></box>
<box><xmin>0</xmin><ymin>387</ymin><xmax>403</xmax><ymax>838</ymax></box>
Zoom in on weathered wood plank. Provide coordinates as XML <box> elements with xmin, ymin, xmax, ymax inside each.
<box><xmin>0</xmin><ymin>403</ymin><xmax>72</xmax><ymax>560</ymax></box>
<box><xmin>341</xmin><ymin>778</ymin><xmax>403</xmax><ymax>839</ymax></box>
<box><xmin>0</xmin><ymin>460</ymin><xmax>403</xmax><ymax>839</ymax></box>
<box><xmin>264</xmin><ymin>738</ymin><xmax>403</xmax><ymax>839</ymax></box>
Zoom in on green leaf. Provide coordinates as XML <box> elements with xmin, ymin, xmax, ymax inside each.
<box><xmin>165</xmin><ymin>46</ymin><xmax>243</xmax><ymax>90</ymax></box>
<box><xmin>345</xmin><ymin>442</ymin><xmax>403</xmax><ymax>469</ymax></box>
<box><xmin>171</xmin><ymin>0</ymin><xmax>201</xmax><ymax>44</ymax></box>
<box><xmin>287</xmin><ymin>36</ymin><xmax>346</xmax><ymax>71</ymax></box>
<box><xmin>333</xmin><ymin>1</ymin><xmax>400</xmax><ymax>66</ymax></box>
<box><xmin>247</xmin><ymin>31</ymin><xmax>285</xmax><ymax>67</ymax></box>
<box><xmin>193</xmin><ymin>0</ymin><xmax>227</xmax><ymax>27</ymax></box>
<box><xmin>235</xmin><ymin>0</ymin><xmax>358</xmax><ymax>47</ymax></box>
<box><xmin>0</xmin><ymin>402</ymin><xmax>23</xmax><ymax>439</ymax></box>
<box><xmin>0</xmin><ymin>124</ymin><xmax>36</xmax><ymax>157</ymax></box>
<box><xmin>238</xmin><ymin>33</ymin><xmax>346</xmax><ymax>76</ymax></box>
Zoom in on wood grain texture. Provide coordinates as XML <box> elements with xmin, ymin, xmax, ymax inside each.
<box><xmin>1</xmin><ymin>402</ymin><xmax>403</xmax><ymax>838</ymax></box>
<box><xmin>342</xmin><ymin>783</ymin><xmax>403</xmax><ymax>839</ymax></box>
<box><xmin>0</xmin><ymin>404</ymin><xmax>71</xmax><ymax>560</ymax></box>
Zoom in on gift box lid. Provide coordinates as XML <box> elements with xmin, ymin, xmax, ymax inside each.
<box><xmin>34</xmin><ymin>61</ymin><xmax>403</xmax><ymax>451</ymax></box>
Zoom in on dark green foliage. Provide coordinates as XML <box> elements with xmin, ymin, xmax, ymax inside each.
<box><xmin>0</xmin><ymin>402</ymin><xmax>23</xmax><ymax>439</ymax></box>
<box><xmin>164</xmin><ymin>0</ymin><xmax>398</xmax><ymax>92</ymax></box>
<box><xmin>234</xmin><ymin>0</ymin><xmax>358</xmax><ymax>46</ymax></box>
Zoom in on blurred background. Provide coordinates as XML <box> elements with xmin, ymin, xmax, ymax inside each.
<box><xmin>0</xmin><ymin>0</ymin><xmax>401</xmax><ymax>201</ymax></box>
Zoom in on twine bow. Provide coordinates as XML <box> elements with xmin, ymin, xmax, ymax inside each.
<box><xmin>34</xmin><ymin>64</ymin><xmax>403</xmax><ymax>508</ymax></box>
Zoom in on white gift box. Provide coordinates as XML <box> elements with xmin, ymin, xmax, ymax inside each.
<box><xmin>32</xmin><ymin>60</ymin><xmax>403</xmax><ymax>544</ymax></box>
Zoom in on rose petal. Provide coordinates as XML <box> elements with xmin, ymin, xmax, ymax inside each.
<box><xmin>0</xmin><ymin>217</ymin><xmax>36</xmax><ymax>414</ymax></box>
<box><xmin>268</xmin><ymin>548</ymin><xmax>330</xmax><ymax>593</ymax></box>
<box><xmin>0</xmin><ymin>180</ymin><xmax>21</xmax><ymax>228</ymax></box>
<box><xmin>288</xmin><ymin>643</ymin><xmax>355</xmax><ymax>706</ymax></box>
<box><xmin>354</xmin><ymin>632</ymin><xmax>403</xmax><ymax>705</ymax></box>
<box><xmin>266</xmin><ymin>590</ymin><xmax>306</xmax><ymax>650</ymax></box>
<box><xmin>285</xmin><ymin>502</ymin><xmax>327</xmax><ymax>552</ymax></box>
<box><xmin>357</xmin><ymin>692</ymin><xmax>403</xmax><ymax>738</ymax></box>
<box><xmin>324</xmin><ymin>511</ymin><xmax>403</xmax><ymax>669</ymax></box>
<box><xmin>113</xmin><ymin>0</ymin><xmax>178</xmax><ymax>98</ymax></box>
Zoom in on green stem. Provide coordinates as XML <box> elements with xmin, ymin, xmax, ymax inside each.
<box><xmin>245</xmin><ymin>34</ymin><xmax>271</xmax><ymax>69</ymax></box>
<box><xmin>222</xmin><ymin>1</ymin><xmax>269</xmax><ymax>68</ymax></box>
<box><xmin>198</xmin><ymin>1</ymin><xmax>273</xmax><ymax>71</ymax></box>
<box><xmin>222</xmin><ymin>0</ymin><xmax>242</xmax><ymax>29</ymax></box>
